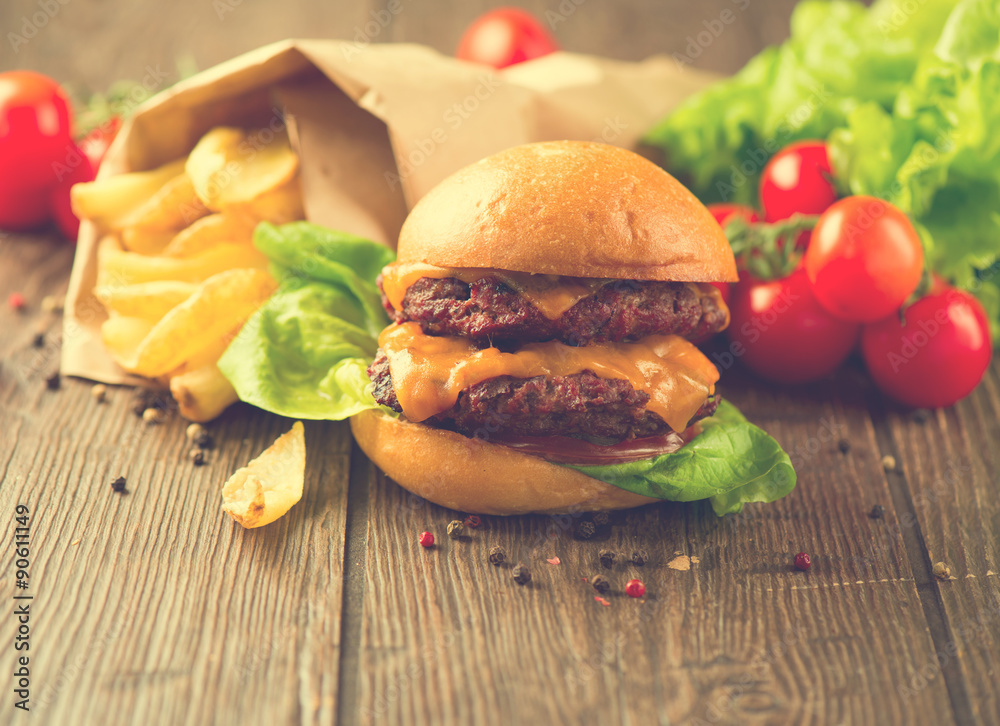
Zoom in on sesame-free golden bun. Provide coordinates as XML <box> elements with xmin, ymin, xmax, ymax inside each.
<box><xmin>397</xmin><ymin>140</ymin><xmax>738</xmax><ymax>283</ymax></box>
<box><xmin>351</xmin><ymin>409</ymin><xmax>657</xmax><ymax>515</ymax></box>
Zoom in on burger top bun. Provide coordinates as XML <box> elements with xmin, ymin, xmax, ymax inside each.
<box><xmin>350</xmin><ymin>409</ymin><xmax>658</xmax><ymax>515</ymax></box>
<box><xmin>397</xmin><ymin>140</ymin><xmax>738</xmax><ymax>283</ymax></box>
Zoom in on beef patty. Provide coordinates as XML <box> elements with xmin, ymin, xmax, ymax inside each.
<box><xmin>382</xmin><ymin>276</ymin><xmax>727</xmax><ymax>347</ymax></box>
<box><xmin>368</xmin><ymin>352</ymin><xmax>718</xmax><ymax>441</ymax></box>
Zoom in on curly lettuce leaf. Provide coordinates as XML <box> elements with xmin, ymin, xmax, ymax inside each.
<box><xmin>829</xmin><ymin>4</ymin><xmax>1000</xmax><ymax>339</ymax></box>
<box><xmin>566</xmin><ymin>400</ymin><xmax>796</xmax><ymax>516</ymax></box>
<box><xmin>644</xmin><ymin>0</ymin><xmax>957</xmax><ymax>205</ymax></box>
<box><xmin>218</xmin><ymin>222</ymin><xmax>395</xmax><ymax>420</ymax></box>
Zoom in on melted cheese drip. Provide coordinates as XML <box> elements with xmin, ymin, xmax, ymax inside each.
<box><xmin>380</xmin><ymin>262</ymin><xmax>611</xmax><ymax>320</ymax></box>
<box><xmin>379</xmin><ymin>322</ymin><xmax>719</xmax><ymax>432</ymax></box>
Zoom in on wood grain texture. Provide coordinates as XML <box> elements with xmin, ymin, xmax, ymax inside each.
<box><xmin>0</xmin><ymin>234</ymin><xmax>350</xmax><ymax>725</ymax></box>
<box><xmin>873</xmin><ymin>361</ymin><xmax>1000</xmax><ymax>725</ymax></box>
<box><xmin>342</xmin><ymin>363</ymin><xmax>959</xmax><ymax>726</ymax></box>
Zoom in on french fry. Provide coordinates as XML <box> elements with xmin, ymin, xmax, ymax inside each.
<box><xmin>101</xmin><ymin>315</ymin><xmax>154</xmax><ymax>370</ymax></box>
<box><xmin>223</xmin><ymin>175</ymin><xmax>305</xmax><ymax>225</ymax></box>
<box><xmin>222</xmin><ymin>421</ymin><xmax>305</xmax><ymax>529</ymax></box>
<box><xmin>128</xmin><ymin>268</ymin><xmax>276</xmax><ymax>377</ymax></box>
<box><xmin>96</xmin><ymin>241</ymin><xmax>268</xmax><ymax>286</ymax></box>
<box><xmin>170</xmin><ymin>363</ymin><xmax>239</xmax><ymax>422</ymax></box>
<box><xmin>82</xmin><ymin>125</ymin><xmax>301</xmax><ymax>424</ymax></box>
<box><xmin>94</xmin><ymin>280</ymin><xmax>198</xmax><ymax>321</ymax></box>
<box><xmin>71</xmin><ymin>158</ymin><xmax>185</xmax><ymax>227</ymax></box>
<box><xmin>161</xmin><ymin>213</ymin><xmax>256</xmax><ymax>258</ymax></box>
<box><xmin>115</xmin><ymin>171</ymin><xmax>209</xmax><ymax>231</ymax></box>
<box><xmin>121</xmin><ymin>226</ymin><xmax>175</xmax><ymax>255</ymax></box>
<box><xmin>186</xmin><ymin>126</ymin><xmax>298</xmax><ymax>210</ymax></box>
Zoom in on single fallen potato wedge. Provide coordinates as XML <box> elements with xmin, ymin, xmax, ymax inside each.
<box><xmin>222</xmin><ymin>421</ymin><xmax>306</xmax><ymax>529</ymax></box>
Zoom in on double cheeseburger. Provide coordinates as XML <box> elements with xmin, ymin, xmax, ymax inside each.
<box><xmin>350</xmin><ymin>140</ymin><xmax>738</xmax><ymax>514</ymax></box>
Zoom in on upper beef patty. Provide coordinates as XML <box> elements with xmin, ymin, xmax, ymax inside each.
<box><xmin>368</xmin><ymin>352</ymin><xmax>719</xmax><ymax>441</ymax></box>
<box><xmin>382</xmin><ymin>276</ymin><xmax>726</xmax><ymax>347</ymax></box>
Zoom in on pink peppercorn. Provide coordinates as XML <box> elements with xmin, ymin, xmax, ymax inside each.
<box><xmin>794</xmin><ymin>552</ymin><xmax>811</xmax><ymax>571</ymax></box>
<box><xmin>625</xmin><ymin>579</ymin><xmax>645</xmax><ymax>598</ymax></box>
<box><xmin>419</xmin><ymin>531</ymin><xmax>435</xmax><ymax>548</ymax></box>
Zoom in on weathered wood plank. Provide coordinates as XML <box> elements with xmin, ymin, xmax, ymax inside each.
<box><xmin>875</xmin><ymin>360</ymin><xmax>1000</xmax><ymax>725</ymax></box>
<box><xmin>0</xmin><ymin>234</ymin><xmax>351</xmax><ymax>726</ymax></box>
<box><xmin>344</xmin><ymin>364</ymin><xmax>956</xmax><ymax>726</ymax></box>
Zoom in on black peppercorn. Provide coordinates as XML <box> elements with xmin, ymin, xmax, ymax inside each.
<box><xmin>32</xmin><ymin>332</ymin><xmax>45</xmax><ymax>348</ymax></box>
<box><xmin>132</xmin><ymin>388</ymin><xmax>169</xmax><ymax>417</ymax></box>
<box><xmin>599</xmin><ymin>549</ymin><xmax>616</xmax><ymax>569</ymax></box>
<box><xmin>447</xmin><ymin>520</ymin><xmax>465</xmax><ymax>539</ymax></box>
<box><xmin>869</xmin><ymin>504</ymin><xmax>885</xmax><ymax>519</ymax></box>
<box><xmin>590</xmin><ymin>574</ymin><xmax>610</xmax><ymax>594</ymax></box>
<box><xmin>195</xmin><ymin>432</ymin><xmax>214</xmax><ymax>450</ymax></box>
<box><xmin>110</xmin><ymin>476</ymin><xmax>128</xmax><ymax>494</ymax></box>
<box><xmin>592</xmin><ymin>511</ymin><xmax>610</xmax><ymax>526</ymax></box>
<box><xmin>837</xmin><ymin>438</ymin><xmax>851</xmax><ymax>454</ymax></box>
<box><xmin>189</xmin><ymin>449</ymin><xmax>206</xmax><ymax>466</ymax></box>
<box><xmin>632</xmin><ymin>549</ymin><xmax>649</xmax><ymax>566</ymax></box>
<box><xmin>575</xmin><ymin>521</ymin><xmax>596</xmax><ymax>540</ymax></box>
<box><xmin>512</xmin><ymin>563</ymin><xmax>531</xmax><ymax>585</ymax></box>
<box><xmin>488</xmin><ymin>546</ymin><xmax>506</xmax><ymax>566</ymax></box>
<box><xmin>45</xmin><ymin>372</ymin><xmax>60</xmax><ymax>390</ymax></box>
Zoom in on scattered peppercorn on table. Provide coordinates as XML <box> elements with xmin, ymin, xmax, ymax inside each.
<box><xmin>2</xmin><ymin>2</ymin><xmax>1000</xmax><ymax>725</ymax></box>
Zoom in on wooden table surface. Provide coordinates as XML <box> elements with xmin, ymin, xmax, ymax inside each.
<box><xmin>2</xmin><ymin>1</ymin><xmax>998</xmax><ymax>725</ymax></box>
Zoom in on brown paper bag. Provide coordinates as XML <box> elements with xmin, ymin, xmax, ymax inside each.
<box><xmin>62</xmin><ymin>39</ymin><xmax>715</xmax><ymax>384</ymax></box>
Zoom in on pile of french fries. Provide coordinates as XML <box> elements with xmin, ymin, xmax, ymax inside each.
<box><xmin>72</xmin><ymin>126</ymin><xmax>304</xmax><ymax>421</ymax></box>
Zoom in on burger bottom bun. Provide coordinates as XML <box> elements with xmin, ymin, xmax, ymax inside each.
<box><xmin>350</xmin><ymin>409</ymin><xmax>658</xmax><ymax>515</ymax></box>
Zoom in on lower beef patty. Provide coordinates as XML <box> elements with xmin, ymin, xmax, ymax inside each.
<box><xmin>368</xmin><ymin>352</ymin><xmax>719</xmax><ymax>441</ymax></box>
<box><xmin>384</xmin><ymin>276</ymin><xmax>727</xmax><ymax>347</ymax></box>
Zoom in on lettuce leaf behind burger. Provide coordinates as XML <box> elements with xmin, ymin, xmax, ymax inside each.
<box><xmin>643</xmin><ymin>0</ymin><xmax>957</xmax><ymax>206</ymax></box>
<box><xmin>218</xmin><ymin>222</ymin><xmax>395</xmax><ymax>419</ymax></box>
<box><xmin>219</xmin><ymin>222</ymin><xmax>796</xmax><ymax>513</ymax></box>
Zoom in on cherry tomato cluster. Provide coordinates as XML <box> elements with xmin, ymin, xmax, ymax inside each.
<box><xmin>0</xmin><ymin>71</ymin><xmax>117</xmax><ymax>241</ymax></box>
<box><xmin>714</xmin><ymin>141</ymin><xmax>992</xmax><ymax>409</ymax></box>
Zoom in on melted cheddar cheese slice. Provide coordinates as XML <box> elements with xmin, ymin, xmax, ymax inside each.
<box><xmin>378</xmin><ymin>322</ymin><xmax>719</xmax><ymax>432</ymax></box>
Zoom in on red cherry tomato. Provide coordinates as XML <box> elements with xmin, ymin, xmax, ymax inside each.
<box><xmin>760</xmin><ymin>141</ymin><xmax>837</xmax><ymax>223</ymax></box>
<box><xmin>456</xmin><ymin>8</ymin><xmax>559</xmax><ymax>69</ymax></box>
<box><xmin>0</xmin><ymin>174</ymin><xmax>50</xmax><ymax>230</ymax></box>
<box><xmin>861</xmin><ymin>288</ymin><xmax>991</xmax><ymax>409</ymax></box>
<box><xmin>48</xmin><ymin>144</ymin><xmax>95</xmax><ymax>241</ymax></box>
<box><xmin>0</xmin><ymin>71</ymin><xmax>73</xmax><ymax>194</ymax></box>
<box><xmin>707</xmin><ymin>203</ymin><xmax>759</xmax><ymax>228</ymax></box>
<box><xmin>726</xmin><ymin>268</ymin><xmax>860</xmax><ymax>384</ymax></box>
<box><xmin>804</xmin><ymin>196</ymin><xmax>924</xmax><ymax>323</ymax></box>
